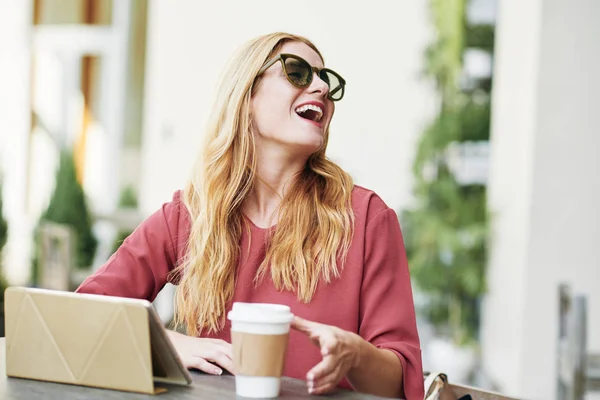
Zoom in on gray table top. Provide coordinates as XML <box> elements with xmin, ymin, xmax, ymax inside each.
<box><xmin>0</xmin><ymin>338</ymin><xmax>388</xmax><ymax>399</ymax></box>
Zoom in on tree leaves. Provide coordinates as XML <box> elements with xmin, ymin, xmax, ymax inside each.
<box><xmin>41</xmin><ymin>149</ymin><xmax>98</xmax><ymax>269</ymax></box>
<box><xmin>401</xmin><ymin>0</ymin><xmax>494</xmax><ymax>344</ymax></box>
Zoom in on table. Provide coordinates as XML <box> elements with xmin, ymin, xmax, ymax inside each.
<box><xmin>0</xmin><ymin>338</ymin><xmax>388</xmax><ymax>399</ymax></box>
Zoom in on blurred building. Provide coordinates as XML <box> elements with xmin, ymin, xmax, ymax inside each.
<box><xmin>0</xmin><ymin>0</ymin><xmax>148</xmax><ymax>283</ymax></box>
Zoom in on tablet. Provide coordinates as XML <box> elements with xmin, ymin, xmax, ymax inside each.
<box><xmin>4</xmin><ymin>286</ymin><xmax>192</xmax><ymax>394</ymax></box>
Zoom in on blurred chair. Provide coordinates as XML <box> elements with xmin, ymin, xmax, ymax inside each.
<box><xmin>556</xmin><ymin>284</ymin><xmax>600</xmax><ymax>400</ymax></box>
<box><xmin>37</xmin><ymin>222</ymin><xmax>75</xmax><ymax>291</ymax></box>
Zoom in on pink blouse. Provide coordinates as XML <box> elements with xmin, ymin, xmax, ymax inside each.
<box><xmin>76</xmin><ymin>185</ymin><xmax>424</xmax><ymax>399</ymax></box>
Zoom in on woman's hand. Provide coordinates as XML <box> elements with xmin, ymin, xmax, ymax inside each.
<box><xmin>291</xmin><ymin>316</ymin><xmax>363</xmax><ymax>395</ymax></box>
<box><xmin>166</xmin><ymin>330</ymin><xmax>234</xmax><ymax>376</ymax></box>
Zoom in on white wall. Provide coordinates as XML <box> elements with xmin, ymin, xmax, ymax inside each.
<box><xmin>483</xmin><ymin>0</ymin><xmax>600</xmax><ymax>399</ymax></box>
<box><xmin>0</xmin><ymin>0</ymin><xmax>34</xmax><ymax>284</ymax></box>
<box><xmin>139</xmin><ymin>0</ymin><xmax>435</xmax><ymax>214</ymax></box>
<box><xmin>481</xmin><ymin>0</ymin><xmax>543</xmax><ymax>393</ymax></box>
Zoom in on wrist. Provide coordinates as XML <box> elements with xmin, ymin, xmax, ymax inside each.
<box><xmin>350</xmin><ymin>332</ymin><xmax>367</xmax><ymax>369</ymax></box>
<box><xmin>166</xmin><ymin>329</ymin><xmax>184</xmax><ymax>340</ymax></box>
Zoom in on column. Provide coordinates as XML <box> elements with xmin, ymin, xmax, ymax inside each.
<box><xmin>0</xmin><ymin>0</ymin><xmax>34</xmax><ymax>284</ymax></box>
<box><xmin>483</xmin><ymin>0</ymin><xmax>600</xmax><ymax>399</ymax></box>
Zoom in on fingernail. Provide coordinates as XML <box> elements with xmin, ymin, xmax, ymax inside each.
<box><xmin>215</xmin><ymin>368</ymin><xmax>222</xmax><ymax>375</ymax></box>
<box><xmin>307</xmin><ymin>373</ymin><xmax>314</xmax><ymax>381</ymax></box>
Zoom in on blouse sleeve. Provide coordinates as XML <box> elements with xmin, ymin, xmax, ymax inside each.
<box><xmin>75</xmin><ymin>190</ymin><xmax>189</xmax><ymax>302</ymax></box>
<box><xmin>359</xmin><ymin>207</ymin><xmax>424</xmax><ymax>400</ymax></box>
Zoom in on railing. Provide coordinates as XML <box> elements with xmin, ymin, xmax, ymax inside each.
<box><xmin>557</xmin><ymin>283</ymin><xmax>600</xmax><ymax>400</ymax></box>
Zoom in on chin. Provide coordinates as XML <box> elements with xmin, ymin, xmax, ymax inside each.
<box><xmin>282</xmin><ymin>128</ymin><xmax>325</xmax><ymax>155</ymax></box>
<box><xmin>301</xmin><ymin>137</ymin><xmax>324</xmax><ymax>151</ymax></box>
<box><xmin>290</xmin><ymin>141</ymin><xmax>322</xmax><ymax>158</ymax></box>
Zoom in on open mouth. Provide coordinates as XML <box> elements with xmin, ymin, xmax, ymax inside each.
<box><xmin>295</xmin><ymin>104</ymin><xmax>323</xmax><ymax>123</ymax></box>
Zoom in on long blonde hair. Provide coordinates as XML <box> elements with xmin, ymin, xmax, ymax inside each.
<box><xmin>172</xmin><ymin>32</ymin><xmax>355</xmax><ymax>336</ymax></box>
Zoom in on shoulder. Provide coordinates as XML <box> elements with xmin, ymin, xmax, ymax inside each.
<box><xmin>168</xmin><ymin>189</ymin><xmax>186</xmax><ymax>210</ymax></box>
<box><xmin>156</xmin><ymin>189</ymin><xmax>188</xmax><ymax>221</ymax></box>
<box><xmin>350</xmin><ymin>185</ymin><xmax>394</xmax><ymax>226</ymax></box>
<box><xmin>157</xmin><ymin>190</ymin><xmax>192</xmax><ymax>264</ymax></box>
<box><xmin>147</xmin><ymin>189</ymin><xmax>191</xmax><ymax>243</ymax></box>
<box><xmin>167</xmin><ymin>189</ymin><xmax>191</xmax><ymax>224</ymax></box>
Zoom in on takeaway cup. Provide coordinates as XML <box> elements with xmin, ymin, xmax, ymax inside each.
<box><xmin>227</xmin><ymin>302</ymin><xmax>294</xmax><ymax>398</ymax></box>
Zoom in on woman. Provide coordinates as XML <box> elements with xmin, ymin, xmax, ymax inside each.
<box><xmin>76</xmin><ymin>32</ymin><xmax>424</xmax><ymax>399</ymax></box>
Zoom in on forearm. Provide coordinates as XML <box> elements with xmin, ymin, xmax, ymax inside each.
<box><xmin>346</xmin><ymin>337</ymin><xmax>404</xmax><ymax>398</ymax></box>
<box><xmin>166</xmin><ymin>329</ymin><xmax>182</xmax><ymax>341</ymax></box>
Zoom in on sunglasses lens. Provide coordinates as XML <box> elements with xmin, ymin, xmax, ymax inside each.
<box><xmin>284</xmin><ymin>57</ymin><xmax>312</xmax><ymax>86</ymax></box>
<box><xmin>322</xmin><ymin>71</ymin><xmax>344</xmax><ymax>101</ymax></box>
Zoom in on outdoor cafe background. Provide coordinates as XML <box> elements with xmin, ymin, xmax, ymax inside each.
<box><xmin>0</xmin><ymin>1</ymin><xmax>599</xmax><ymax>399</ymax></box>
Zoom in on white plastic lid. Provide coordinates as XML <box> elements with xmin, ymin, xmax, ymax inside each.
<box><xmin>227</xmin><ymin>302</ymin><xmax>294</xmax><ymax>324</ymax></box>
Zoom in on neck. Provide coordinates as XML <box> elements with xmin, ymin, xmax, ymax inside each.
<box><xmin>242</xmin><ymin>144</ymin><xmax>307</xmax><ymax>228</ymax></box>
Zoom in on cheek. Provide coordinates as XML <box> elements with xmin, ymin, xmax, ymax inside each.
<box><xmin>325</xmin><ymin>103</ymin><xmax>335</xmax><ymax>126</ymax></box>
<box><xmin>251</xmin><ymin>80</ymin><xmax>305</xmax><ymax>133</ymax></box>
<box><xmin>251</xmin><ymin>97</ymin><xmax>288</xmax><ymax>135</ymax></box>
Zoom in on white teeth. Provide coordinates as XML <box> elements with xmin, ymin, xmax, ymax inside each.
<box><xmin>295</xmin><ymin>104</ymin><xmax>323</xmax><ymax>122</ymax></box>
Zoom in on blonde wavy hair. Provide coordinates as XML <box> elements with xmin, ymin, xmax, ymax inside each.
<box><xmin>171</xmin><ymin>32</ymin><xmax>355</xmax><ymax>336</ymax></box>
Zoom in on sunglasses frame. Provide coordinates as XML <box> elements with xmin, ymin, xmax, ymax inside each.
<box><xmin>257</xmin><ymin>53</ymin><xmax>346</xmax><ymax>101</ymax></box>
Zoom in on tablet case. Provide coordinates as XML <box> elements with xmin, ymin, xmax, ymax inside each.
<box><xmin>3</xmin><ymin>286</ymin><xmax>192</xmax><ymax>394</ymax></box>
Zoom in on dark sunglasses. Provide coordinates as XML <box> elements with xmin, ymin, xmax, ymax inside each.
<box><xmin>257</xmin><ymin>53</ymin><xmax>346</xmax><ymax>101</ymax></box>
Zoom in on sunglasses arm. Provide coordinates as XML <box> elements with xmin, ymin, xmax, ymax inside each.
<box><xmin>329</xmin><ymin>85</ymin><xmax>343</xmax><ymax>97</ymax></box>
<box><xmin>257</xmin><ymin>56</ymin><xmax>282</xmax><ymax>76</ymax></box>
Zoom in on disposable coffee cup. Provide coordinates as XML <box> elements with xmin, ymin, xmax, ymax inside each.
<box><xmin>227</xmin><ymin>302</ymin><xmax>294</xmax><ymax>398</ymax></box>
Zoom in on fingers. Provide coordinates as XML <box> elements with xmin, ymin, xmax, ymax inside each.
<box><xmin>208</xmin><ymin>338</ymin><xmax>232</xmax><ymax>349</ymax></box>
<box><xmin>186</xmin><ymin>357</ymin><xmax>223</xmax><ymax>376</ymax></box>
<box><xmin>290</xmin><ymin>316</ymin><xmax>313</xmax><ymax>333</ymax></box>
<box><xmin>212</xmin><ymin>339</ymin><xmax>233</xmax><ymax>359</ymax></box>
<box><xmin>292</xmin><ymin>318</ymin><xmax>321</xmax><ymax>348</ymax></box>
<box><xmin>186</xmin><ymin>338</ymin><xmax>234</xmax><ymax>374</ymax></box>
<box><xmin>293</xmin><ymin>318</ymin><xmax>354</xmax><ymax>395</ymax></box>
<box><xmin>292</xmin><ymin>317</ymin><xmax>331</xmax><ymax>349</ymax></box>
<box><xmin>303</xmin><ymin>327</ymin><xmax>353</xmax><ymax>395</ymax></box>
<box><xmin>306</xmin><ymin>354</ymin><xmax>336</xmax><ymax>385</ymax></box>
<box><xmin>191</xmin><ymin>339</ymin><xmax>232</xmax><ymax>359</ymax></box>
<box><xmin>307</xmin><ymin>361</ymin><xmax>342</xmax><ymax>395</ymax></box>
<box><xmin>186</xmin><ymin>349</ymin><xmax>234</xmax><ymax>375</ymax></box>
<box><xmin>201</xmin><ymin>347</ymin><xmax>234</xmax><ymax>374</ymax></box>
<box><xmin>318</xmin><ymin>331</ymin><xmax>338</xmax><ymax>357</ymax></box>
<box><xmin>210</xmin><ymin>353</ymin><xmax>235</xmax><ymax>374</ymax></box>
<box><xmin>205</xmin><ymin>338</ymin><xmax>231</xmax><ymax>349</ymax></box>
<box><xmin>310</xmin><ymin>378</ymin><xmax>340</xmax><ymax>395</ymax></box>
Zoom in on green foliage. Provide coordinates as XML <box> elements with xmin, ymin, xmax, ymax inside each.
<box><xmin>0</xmin><ymin>272</ymin><xmax>7</xmax><ymax>302</ymax></box>
<box><xmin>423</xmin><ymin>0</ymin><xmax>466</xmax><ymax>97</ymax></box>
<box><xmin>465</xmin><ymin>24</ymin><xmax>495</xmax><ymax>52</ymax></box>
<box><xmin>0</xmin><ymin>182</ymin><xmax>7</xmax><ymax>255</ymax></box>
<box><xmin>111</xmin><ymin>185</ymin><xmax>138</xmax><ymax>254</ymax></box>
<box><xmin>0</xmin><ymin>181</ymin><xmax>9</xmax><ymax>301</ymax></box>
<box><xmin>38</xmin><ymin>149</ymin><xmax>98</xmax><ymax>270</ymax></box>
<box><xmin>402</xmin><ymin>0</ymin><xmax>494</xmax><ymax>345</ymax></box>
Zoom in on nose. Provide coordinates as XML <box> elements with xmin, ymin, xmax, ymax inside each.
<box><xmin>308</xmin><ymin>71</ymin><xmax>329</xmax><ymax>98</ymax></box>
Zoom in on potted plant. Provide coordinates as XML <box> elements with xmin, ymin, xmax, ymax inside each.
<box><xmin>31</xmin><ymin>148</ymin><xmax>98</xmax><ymax>288</ymax></box>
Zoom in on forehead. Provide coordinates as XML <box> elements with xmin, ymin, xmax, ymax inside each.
<box><xmin>277</xmin><ymin>41</ymin><xmax>324</xmax><ymax>69</ymax></box>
